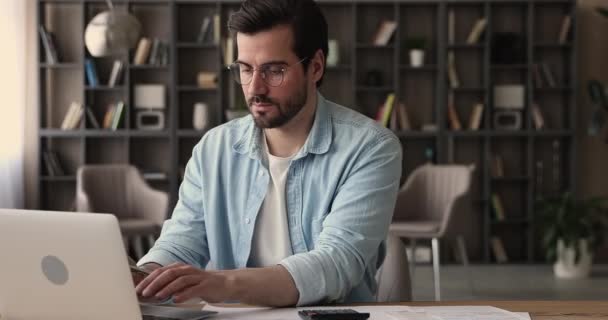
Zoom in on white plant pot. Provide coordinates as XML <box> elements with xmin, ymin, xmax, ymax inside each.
<box><xmin>553</xmin><ymin>238</ymin><xmax>593</xmax><ymax>279</ymax></box>
<box><xmin>409</xmin><ymin>49</ymin><xmax>425</xmax><ymax>67</ymax></box>
<box><xmin>225</xmin><ymin>109</ymin><xmax>249</xmax><ymax>121</ymax></box>
<box><xmin>193</xmin><ymin>102</ymin><xmax>210</xmax><ymax>130</ymax></box>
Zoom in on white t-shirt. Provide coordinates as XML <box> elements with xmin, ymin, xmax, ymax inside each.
<box><xmin>248</xmin><ymin>135</ymin><xmax>294</xmax><ymax>267</ymax></box>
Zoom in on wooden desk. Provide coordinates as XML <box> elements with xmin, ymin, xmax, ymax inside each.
<box><xmin>394</xmin><ymin>301</ymin><xmax>608</xmax><ymax>320</ymax></box>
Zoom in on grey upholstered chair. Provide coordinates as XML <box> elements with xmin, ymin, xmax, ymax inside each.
<box><xmin>76</xmin><ymin>164</ymin><xmax>168</xmax><ymax>259</ymax></box>
<box><xmin>389</xmin><ymin>164</ymin><xmax>475</xmax><ymax>301</ymax></box>
<box><xmin>375</xmin><ymin>234</ymin><xmax>412</xmax><ymax>302</ymax></box>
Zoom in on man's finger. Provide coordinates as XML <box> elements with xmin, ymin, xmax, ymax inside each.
<box><xmin>155</xmin><ymin>275</ymin><xmax>201</xmax><ymax>300</ymax></box>
<box><xmin>141</xmin><ymin>265</ymin><xmax>196</xmax><ymax>297</ymax></box>
<box><xmin>136</xmin><ymin>263</ymin><xmax>183</xmax><ymax>294</ymax></box>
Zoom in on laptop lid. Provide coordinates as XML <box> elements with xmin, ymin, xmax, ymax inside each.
<box><xmin>0</xmin><ymin>209</ymin><xmax>142</xmax><ymax>320</ymax></box>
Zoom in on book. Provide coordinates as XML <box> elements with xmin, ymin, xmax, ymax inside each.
<box><xmin>60</xmin><ymin>102</ymin><xmax>83</xmax><ymax>130</ymax></box>
<box><xmin>39</xmin><ymin>25</ymin><xmax>58</xmax><ymax>64</ymax></box>
<box><xmin>491</xmin><ymin>193</ymin><xmax>506</xmax><ymax>221</ymax></box>
<box><xmin>213</xmin><ymin>14</ymin><xmax>221</xmax><ymax>44</ymax></box>
<box><xmin>42</xmin><ymin>151</ymin><xmax>56</xmax><ymax>176</ymax></box>
<box><xmin>60</xmin><ymin>103</ymin><xmax>77</xmax><ymax>130</ymax></box>
<box><xmin>380</xmin><ymin>93</ymin><xmax>396</xmax><ymax>127</ymax></box>
<box><xmin>490</xmin><ymin>236</ymin><xmax>509</xmax><ymax>263</ymax></box>
<box><xmin>111</xmin><ymin>101</ymin><xmax>125</xmax><ymax>130</ymax></box>
<box><xmin>108</xmin><ymin>60</ymin><xmax>124</xmax><ymax>87</ymax></box>
<box><xmin>531</xmin><ymin>103</ymin><xmax>545</xmax><ymax>130</ymax></box>
<box><xmin>491</xmin><ymin>155</ymin><xmax>505</xmax><ymax>178</ymax></box>
<box><xmin>48</xmin><ymin>150</ymin><xmax>65</xmax><ymax>176</ymax></box>
<box><xmin>466</xmin><ymin>18</ymin><xmax>487</xmax><ymax>44</ymax></box>
<box><xmin>103</xmin><ymin>104</ymin><xmax>116</xmax><ymax>129</ymax></box>
<box><xmin>558</xmin><ymin>15</ymin><xmax>572</xmax><ymax>44</ymax></box>
<box><xmin>85</xmin><ymin>107</ymin><xmax>100</xmax><ymax>129</ymax></box>
<box><xmin>397</xmin><ymin>102</ymin><xmax>412</xmax><ymax>130</ymax></box>
<box><xmin>84</xmin><ymin>59</ymin><xmax>99</xmax><ymax>87</ymax></box>
<box><xmin>447</xmin><ymin>94</ymin><xmax>462</xmax><ymax>130</ymax></box>
<box><xmin>541</xmin><ymin>62</ymin><xmax>557</xmax><ymax>87</ymax></box>
<box><xmin>447</xmin><ymin>52</ymin><xmax>460</xmax><ymax>88</ymax></box>
<box><xmin>148</xmin><ymin>38</ymin><xmax>160</xmax><ymax>65</ymax></box>
<box><xmin>372</xmin><ymin>20</ymin><xmax>397</xmax><ymax>46</ymax></box>
<box><xmin>133</xmin><ymin>37</ymin><xmax>152</xmax><ymax>65</ymax></box>
<box><xmin>224</xmin><ymin>37</ymin><xmax>235</xmax><ymax>66</ymax></box>
<box><xmin>196</xmin><ymin>17</ymin><xmax>212</xmax><ymax>43</ymax></box>
<box><xmin>468</xmin><ymin>103</ymin><xmax>484</xmax><ymax>130</ymax></box>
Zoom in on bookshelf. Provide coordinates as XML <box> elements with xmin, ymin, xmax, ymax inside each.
<box><xmin>37</xmin><ymin>0</ymin><xmax>576</xmax><ymax>264</ymax></box>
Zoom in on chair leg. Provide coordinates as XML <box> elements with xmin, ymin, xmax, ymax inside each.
<box><xmin>431</xmin><ymin>238</ymin><xmax>441</xmax><ymax>301</ymax></box>
<box><xmin>409</xmin><ymin>238</ymin><xmax>417</xmax><ymax>280</ymax></box>
<box><xmin>456</xmin><ymin>235</ymin><xmax>475</xmax><ymax>297</ymax></box>
<box><xmin>132</xmin><ymin>235</ymin><xmax>144</xmax><ymax>260</ymax></box>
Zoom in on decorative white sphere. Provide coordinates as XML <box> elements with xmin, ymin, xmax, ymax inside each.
<box><xmin>84</xmin><ymin>10</ymin><xmax>141</xmax><ymax>57</ymax></box>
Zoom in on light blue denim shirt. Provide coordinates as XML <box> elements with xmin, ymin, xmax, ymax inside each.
<box><xmin>138</xmin><ymin>92</ymin><xmax>403</xmax><ymax>306</ymax></box>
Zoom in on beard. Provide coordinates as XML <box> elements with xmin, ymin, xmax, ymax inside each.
<box><xmin>248</xmin><ymin>83</ymin><xmax>308</xmax><ymax>129</ymax></box>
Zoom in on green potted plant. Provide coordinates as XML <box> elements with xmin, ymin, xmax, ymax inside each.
<box><xmin>536</xmin><ymin>192</ymin><xmax>608</xmax><ymax>278</ymax></box>
<box><xmin>405</xmin><ymin>37</ymin><xmax>427</xmax><ymax>67</ymax></box>
<box><xmin>225</xmin><ymin>87</ymin><xmax>250</xmax><ymax>121</ymax></box>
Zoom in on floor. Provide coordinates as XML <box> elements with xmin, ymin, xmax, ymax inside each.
<box><xmin>411</xmin><ymin>264</ymin><xmax>608</xmax><ymax>301</ymax></box>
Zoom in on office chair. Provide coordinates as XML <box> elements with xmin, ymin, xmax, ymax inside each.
<box><xmin>375</xmin><ymin>234</ymin><xmax>412</xmax><ymax>302</ymax></box>
<box><xmin>76</xmin><ymin>164</ymin><xmax>168</xmax><ymax>259</ymax></box>
<box><xmin>389</xmin><ymin>164</ymin><xmax>475</xmax><ymax>301</ymax></box>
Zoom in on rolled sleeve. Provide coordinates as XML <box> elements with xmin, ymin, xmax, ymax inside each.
<box><xmin>281</xmin><ymin>134</ymin><xmax>402</xmax><ymax>306</ymax></box>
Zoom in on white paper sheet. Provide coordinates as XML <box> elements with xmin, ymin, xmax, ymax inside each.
<box><xmin>202</xmin><ymin>304</ymin><xmax>531</xmax><ymax>320</ymax></box>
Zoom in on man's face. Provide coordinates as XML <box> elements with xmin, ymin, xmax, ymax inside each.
<box><xmin>235</xmin><ymin>25</ymin><xmax>310</xmax><ymax>129</ymax></box>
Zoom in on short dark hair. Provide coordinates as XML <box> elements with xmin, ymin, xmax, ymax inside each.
<box><xmin>228</xmin><ymin>0</ymin><xmax>328</xmax><ymax>87</ymax></box>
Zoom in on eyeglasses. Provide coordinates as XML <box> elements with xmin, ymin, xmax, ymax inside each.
<box><xmin>227</xmin><ymin>57</ymin><xmax>307</xmax><ymax>87</ymax></box>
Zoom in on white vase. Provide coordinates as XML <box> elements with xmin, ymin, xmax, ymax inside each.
<box><xmin>553</xmin><ymin>238</ymin><xmax>593</xmax><ymax>279</ymax></box>
<box><xmin>409</xmin><ymin>49</ymin><xmax>425</xmax><ymax>67</ymax></box>
<box><xmin>193</xmin><ymin>102</ymin><xmax>210</xmax><ymax>130</ymax></box>
<box><xmin>326</xmin><ymin>39</ymin><xmax>340</xmax><ymax>67</ymax></box>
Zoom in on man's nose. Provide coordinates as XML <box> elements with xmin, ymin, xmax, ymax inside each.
<box><xmin>247</xmin><ymin>70</ymin><xmax>268</xmax><ymax>97</ymax></box>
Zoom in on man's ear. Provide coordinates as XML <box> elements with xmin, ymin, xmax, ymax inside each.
<box><xmin>309</xmin><ymin>49</ymin><xmax>325</xmax><ymax>84</ymax></box>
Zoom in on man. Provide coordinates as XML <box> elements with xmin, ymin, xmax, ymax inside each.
<box><xmin>135</xmin><ymin>0</ymin><xmax>402</xmax><ymax>307</ymax></box>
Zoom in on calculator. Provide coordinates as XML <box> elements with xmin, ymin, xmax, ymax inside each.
<box><xmin>298</xmin><ymin>309</ymin><xmax>370</xmax><ymax>320</ymax></box>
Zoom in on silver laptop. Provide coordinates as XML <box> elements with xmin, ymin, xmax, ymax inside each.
<box><xmin>0</xmin><ymin>209</ymin><xmax>216</xmax><ymax>320</ymax></box>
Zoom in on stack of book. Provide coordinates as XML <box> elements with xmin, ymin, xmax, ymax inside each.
<box><xmin>102</xmin><ymin>101</ymin><xmax>125</xmax><ymax>130</ymax></box>
<box><xmin>42</xmin><ymin>150</ymin><xmax>65</xmax><ymax>176</ymax></box>
<box><xmin>60</xmin><ymin>102</ymin><xmax>84</xmax><ymax>130</ymax></box>
<box><xmin>133</xmin><ymin>38</ymin><xmax>169</xmax><ymax>66</ymax></box>
<box><xmin>196</xmin><ymin>14</ymin><xmax>220</xmax><ymax>44</ymax></box>
<box><xmin>374</xmin><ymin>93</ymin><xmax>414</xmax><ymax>132</ymax></box>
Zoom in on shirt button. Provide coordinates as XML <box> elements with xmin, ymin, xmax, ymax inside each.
<box><xmin>245</xmin><ymin>218</ymin><xmax>251</xmax><ymax>224</ymax></box>
<box><xmin>258</xmin><ymin>170</ymin><xmax>264</xmax><ymax>177</ymax></box>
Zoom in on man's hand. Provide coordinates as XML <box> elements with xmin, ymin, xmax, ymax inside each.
<box><xmin>131</xmin><ymin>262</ymin><xmax>162</xmax><ymax>286</ymax></box>
<box><xmin>135</xmin><ymin>263</ymin><xmax>235</xmax><ymax>304</ymax></box>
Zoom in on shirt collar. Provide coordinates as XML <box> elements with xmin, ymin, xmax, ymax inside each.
<box><xmin>233</xmin><ymin>91</ymin><xmax>332</xmax><ymax>160</ymax></box>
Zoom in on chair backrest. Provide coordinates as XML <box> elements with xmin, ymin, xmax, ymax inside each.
<box><xmin>375</xmin><ymin>234</ymin><xmax>412</xmax><ymax>302</ymax></box>
<box><xmin>76</xmin><ymin>164</ymin><xmax>144</xmax><ymax>219</ymax></box>
<box><xmin>397</xmin><ymin>164</ymin><xmax>474</xmax><ymax>234</ymax></box>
